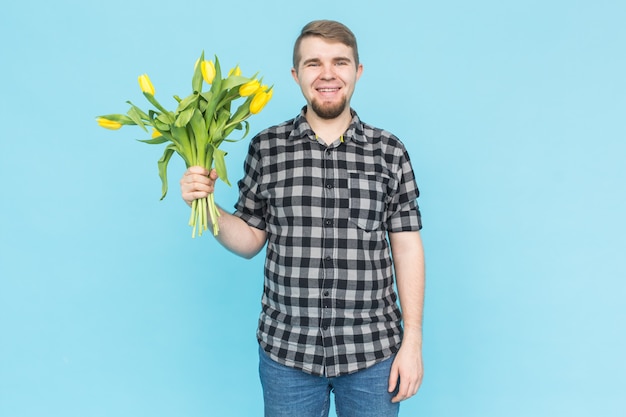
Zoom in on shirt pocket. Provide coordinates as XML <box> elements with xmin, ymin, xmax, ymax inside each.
<box><xmin>348</xmin><ymin>172</ymin><xmax>390</xmax><ymax>231</ymax></box>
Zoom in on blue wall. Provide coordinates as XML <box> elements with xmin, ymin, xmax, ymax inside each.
<box><xmin>1</xmin><ymin>1</ymin><xmax>625</xmax><ymax>416</ymax></box>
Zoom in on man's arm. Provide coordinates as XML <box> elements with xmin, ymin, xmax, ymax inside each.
<box><xmin>180</xmin><ymin>166</ymin><xmax>267</xmax><ymax>259</ymax></box>
<box><xmin>387</xmin><ymin>230</ymin><xmax>425</xmax><ymax>403</ymax></box>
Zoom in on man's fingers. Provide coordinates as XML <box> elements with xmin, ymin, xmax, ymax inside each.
<box><xmin>390</xmin><ymin>374</ymin><xmax>422</xmax><ymax>403</ymax></box>
<box><xmin>391</xmin><ymin>378</ymin><xmax>411</xmax><ymax>403</ymax></box>
<box><xmin>185</xmin><ymin>166</ymin><xmax>218</xmax><ymax>180</ymax></box>
<box><xmin>186</xmin><ymin>166</ymin><xmax>210</xmax><ymax>176</ymax></box>
<box><xmin>388</xmin><ymin>364</ymin><xmax>399</xmax><ymax>393</ymax></box>
<box><xmin>180</xmin><ymin>167</ymin><xmax>220</xmax><ymax>206</ymax></box>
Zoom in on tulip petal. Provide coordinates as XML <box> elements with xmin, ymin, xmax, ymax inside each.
<box><xmin>97</xmin><ymin>117</ymin><xmax>123</xmax><ymax>130</ymax></box>
<box><xmin>239</xmin><ymin>79</ymin><xmax>260</xmax><ymax>97</ymax></box>
<box><xmin>138</xmin><ymin>74</ymin><xmax>155</xmax><ymax>95</ymax></box>
<box><xmin>201</xmin><ymin>60</ymin><xmax>216</xmax><ymax>84</ymax></box>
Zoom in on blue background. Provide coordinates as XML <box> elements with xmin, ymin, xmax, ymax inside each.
<box><xmin>1</xmin><ymin>0</ymin><xmax>625</xmax><ymax>416</ymax></box>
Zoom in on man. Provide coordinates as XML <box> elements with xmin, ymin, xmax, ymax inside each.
<box><xmin>180</xmin><ymin>20</ymin><xmax>425</xmax><ymax>417</ymax></box>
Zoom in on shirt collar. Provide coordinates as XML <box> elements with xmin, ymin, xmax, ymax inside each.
<box><xmin>291</xmin><ymin>106</ymin><xmax>368</xmax><ymax>145</ymax></box>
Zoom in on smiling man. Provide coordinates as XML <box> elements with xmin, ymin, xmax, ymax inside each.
<box><xmin>293</xmin><ymin>34</ymin><xmax>362</xmax><ymax>122</ymax></box>
<box><xmin>180</xmin><ymin>20</ymin><xmax>425</xmax><ymax>417</ymax></box>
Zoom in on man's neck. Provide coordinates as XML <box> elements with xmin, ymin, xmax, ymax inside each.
<box><xmin>305</xmin><ymin>106</ymin><xmax>352</xmax><ymax>145</ymax></box>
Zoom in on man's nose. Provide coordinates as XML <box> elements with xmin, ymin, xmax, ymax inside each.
<box><xmin>319</xmin><ymin>64</ymin><xmax>336</xmax><ymax>79</ymax></box>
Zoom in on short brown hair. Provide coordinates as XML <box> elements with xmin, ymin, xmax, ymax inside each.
<box><xmin>292</xmin><ymin>20</ymin><xmax>359</xmax><ymax>69</ymax></box>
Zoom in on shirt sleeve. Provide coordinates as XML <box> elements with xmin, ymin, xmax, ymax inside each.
<box><xmin>233</xmin><ymin>137</ymin><xmax>267</xmax><ymax>230</ymax></box>
<box><xmin>386</xmin><ymin>145</ymin><xmax>422</xmax><ymax>232</ymax></box>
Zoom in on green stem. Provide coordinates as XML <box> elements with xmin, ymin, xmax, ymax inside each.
<box><xmin>207</xmin><ymin>193</ymin><xmax>220</xmax><ymax>235</ymax></box>
<box><xmin>189</xmin><ymin>199</ymin><xmax>197</xmax><ymax>226</ymax></box>
<box><xmin>201</xmin><ymin>196</ymin><xmax>207</xmax><ymax>235</ymax></box>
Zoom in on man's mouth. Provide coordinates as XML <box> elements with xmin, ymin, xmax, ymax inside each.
<box><xmin>317</xmin><ymin>87</ymin><xmax>340</xmax><ymax>93</ymax></box>
<box><xmin>316</xmin><ymin>87</ymin><xmax>341</xmax><ymax>98</ymax></box>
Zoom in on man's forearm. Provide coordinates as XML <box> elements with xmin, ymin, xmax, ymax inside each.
<box><xmin>210</xmin><ymin>203</ymin><xmax>267</xmax><ymax>259</ymax></box>
<box><xmin>389</xmin><ymin>231</ymin><xmax>425</xmax><ymax>341</ymax></box>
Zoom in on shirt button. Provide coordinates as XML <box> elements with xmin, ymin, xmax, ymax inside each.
<box><xmin>325</xmin><ymin>219</ymin><xmax>333</xmax><ymax>226</ymax></box>
<box><xmin>323</xmin><ymin>290</ymin><xmax>330</xmax><ymax>296</ymax></box>
<box><xmin>325</xmin><ymin>256</ymin><xmax>332</xmax><ymax>261</ymax></box>
<box><xmin>325</xmin><ymin>182</ymin><xmax>333</xmax><ymax>189</ymax></box>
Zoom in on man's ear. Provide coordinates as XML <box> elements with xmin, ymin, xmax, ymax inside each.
<box><xmin>356</xmin><ymin>63</ymin><xmax>364</xmax><ymax>81</ymax></box>
<box><xmin>291</xmin><ymin>67</ymin><xmax>299</xmax><ymax>83</ymax></box>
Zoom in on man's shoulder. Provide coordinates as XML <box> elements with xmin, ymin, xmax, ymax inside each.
<box><xmin>358</xmin><ymin>120</ymin><xmax>407</xmax><ymax>151</ymax></box>
<box><xmin>251</xmin><ymin>116</ymin><xmax>299</xmax><ymax>145</ymax></box>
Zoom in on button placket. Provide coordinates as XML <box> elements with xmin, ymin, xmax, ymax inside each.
<box><xmin>320</xmin><ymin>145</ymin><xmax>336</xmax><ymax>343</ymax></box>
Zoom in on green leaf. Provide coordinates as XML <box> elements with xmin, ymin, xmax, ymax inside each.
<box><xmin>192</xmin><ymin>51</ymin><xmax>205</xmax><ymax>92</ymax></box>
<box><xmin>175</xmin><ymin>107</ymin><xmax>195</xmax><ymax>128</ymax></box>
<box><xmin>127</xmin><ymin>107</ymin><xmax>148</xmax><ymax>132</ymax></box>
<box><xmin>125</xmin><ymin>101</ymin><xmax>150</xmax><ymax>119</ymax></box>
<box><xmin>221</xmin><ymin>75</ymin><xmax>252</xmax><ymax>91</ymax></box>
<box><xmin>210</xmin><ymin>55</ymin><xmax>223</xmax><ymax>96</ymax></box>
<box><xmin>175</xmin><ymin>92</ymin><xmax>199</xmax><ymax>114</ymax></box>
<box><xmin>224</xmin><ymin>120</ymin><xmax>250</xmax><ymax>141</ymax></box>
<box><xmin>170</xmin><ymin>124</ymin><xmax>193</xmax><ymax>165</ymax></box>
<box><xmin>199</xmin><ymin>99</ymin><xmax>208</xmax><ymax>113</ymax></box>
<box><xmin>157</xmin><ymin>144</ymin><xmax>176</xmax><ymax>200</ymax></box>
<box><xmin>189</xmin><ymin>109</ymin><xmax>208</xmax><ymax>167</ymax></box>
<box><xmin>213</xmin><ymin>147</ymin><xmax>230</xmax><ymax>186</ymax></box>
<box><xmin>229</xmin><ymin>94</ymin><xmax>254</xmax><ymax>122</ymax></box>
<box><xmin>98</xmin><ymin>113</ymin><xmax>135</xmax><ymax>124</ymax></box>
<box><xmin>200</xmin><ymin>91</ymin><xmax>213</xmax><ymax>101</ymax></box>
<box><xmin>205</xmin><ymin>89</ymin><xmax>227</xmax><ymax>135</ymax></box>
<box><xmin>153</xmin><ymin>118</ymin><xmax>170</xmax><ymax>131</ymax></box>
<box><xmin>156</xmin><ymin>113</ymin><xmax>171</xmax><ymax>124</ymax></box>
<box><xmin>189</xmin><ymin>109</ymin><xmax>208</xmax><ymax>144</ymax></box>
<box><xmin>137</xmin><ymin>136</ymin><xmax>169</xmax><ymax>145</ymax></box>
<box><xmin>143</xmin><ymin>92</ymin><xmax>174</xmax><ymax>123</ymax></box>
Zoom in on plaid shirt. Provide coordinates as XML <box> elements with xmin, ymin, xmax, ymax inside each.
<box><xmin>234</xmin><ymin>108</ymin><xmax>422</xmax><ymax>377</ymax></box>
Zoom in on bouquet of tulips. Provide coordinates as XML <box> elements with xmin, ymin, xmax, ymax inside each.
<box><xmin>97</xmin><ymin>52</ymin><xmax>272</xmax><ymax>237</ymax></box>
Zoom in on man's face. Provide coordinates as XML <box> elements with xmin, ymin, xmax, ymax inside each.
<box><xmin>292</xmin><ymin>36</ymin><xmax>363</xmax><ymax>120</ymax></box>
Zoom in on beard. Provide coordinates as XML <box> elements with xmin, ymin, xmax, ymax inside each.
<box><xmin>310</xmin><ymin>96</ymin><xmax>348</xmax><ymax>120</ymax></box>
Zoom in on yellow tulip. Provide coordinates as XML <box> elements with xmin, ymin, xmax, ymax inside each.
<box><xmin>138</xmin><ymin>74</ymin><xmax>155</xmax><ymax>95</ymax></box>
<box><xmin>97</xmin><ymin>117</ymin><xmax>123</xmax><ymax>130</ymax></box>
<box><xmin>201</xmin><ymin>60</ymin><xmax>216</xmax><ymax>84</ymax></box>
<box><xmin>151</xmin><ymin>128</ymin><xmax>162</xmax><ymax>138</ymax></box>
<box><xmin>250</xmin><ymin>88</ymin><xmax>273</xmax><ymax>114</ymax></box>
<box><xmin>239</xmin><ymin>79</ymin><xmax>260</xmax><ymax>97</ymax></box>
<box><xmin>228</xmin><ymin>66</ymin><xmax>242</xmax><ymax>77</ymax></box>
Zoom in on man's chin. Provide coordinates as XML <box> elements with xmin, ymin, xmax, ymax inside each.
<box><xmin>311</xmin><ymin>99</ymin><xmax>348</xmax><ymax>120</ymax></box>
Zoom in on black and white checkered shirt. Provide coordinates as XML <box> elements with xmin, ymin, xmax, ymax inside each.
<box><xmin>234</xmin><ymin>108</ymin><xmax>422</xmax><ymax>377</ymax></box>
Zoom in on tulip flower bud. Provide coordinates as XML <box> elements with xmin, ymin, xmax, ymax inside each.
<box><xmin>138</xmin><ymin>74</ymin><xmax>155</xmax><ymax>95</ymax></box>
<box><xmin>239</xmin><ymin>79</ymin><xmax>261</xmax><ymax>97</ymax></box>
<box><xmin>249</xmin><ymin>88</ymin><xmax>273</xmax><ymax>114</ymax></box>
<box><xmin>228</xmin><ymin>66</ymin><xmax>242</xmax><ymax>77</ymax></box>
<box><xmin>97</xmin><ymin>117</ymin><xmax>123</xmax><ymax>130</ymax></box>
<box><xmin>201</xmin><ymin>60</ymin><xmax>216</xmax><ymax>84</ymax></box>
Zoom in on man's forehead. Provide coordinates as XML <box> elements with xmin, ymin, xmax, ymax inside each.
<box><xmin>298</xmin><ymin>37</ymin><xmax>355</xmax><ymax>60</ymax></box>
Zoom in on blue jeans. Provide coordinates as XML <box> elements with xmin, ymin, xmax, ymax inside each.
<box><xmin>259</xmin><ymin>347</ymin><xmax>400</xmax><ymax>417</ymax></box>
